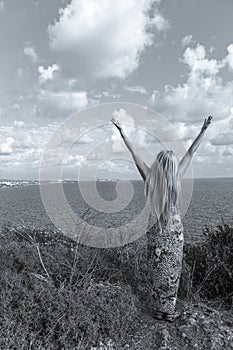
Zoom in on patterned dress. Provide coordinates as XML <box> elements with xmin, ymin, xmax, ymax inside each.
<box><xmin>147</xmin><ymin>207</ymin><xmax>184</xmax><ymax>315</ymax></box>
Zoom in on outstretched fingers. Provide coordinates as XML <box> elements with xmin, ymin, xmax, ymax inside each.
<box><xmin>202</xmin><ymin>115</ymin><xmax>213</xmax><ymax>131</ymax></box>
<box><xmin>110</xmin><ymin>117</ymin><xmax>122</xmax><ymax>130</ymax></box>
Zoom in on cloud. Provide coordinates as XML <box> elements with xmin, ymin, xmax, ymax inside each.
<box><xmin>223</xmin><ymin>149</ymin><xmax>233</xmax><ymax>157</ymax></box>
<box><xmin>0</xmin><ymin>137</ymin><xmax>14</xmax><ymax>155</ymax></box>
<box><xmin>100</xmin><ymin>160</ymin><xmax>134</xmax><ymax>174</ymax></box>
<box><xmin>93</xmin><ymin>91</ymin><xmax>121</xmax><ymax>101</ymax></box>
<box><xmin>150</xmin><ymin>43</ymin><xmax>233</xmax><ymax>123</ymax></box>
<box><xmin>225</xmin><ymin>44</ymin><xmax>233</xmax><ymax>71</ymax></box>
<box><xmin>110</xmin><ymin>108</ymin><xmax>147</xmax><ymax>154</ymax></box>
<box><xmin>38</xmin><ymin>90</ymin><xmax>88</xmax><ymax>112</ymax></box>
<box><xmin>23</xmin><ymin>44</ymin><xmax>39</xmax><ymax>63</ymax></box>
<box><xmin>48</xmin><ymin>0</ymin><xmax>169</xmax><ymax>79</ymax></box>
<box><xmin>148</xmin><ymin>42</ymin><xmax>233</xmax><ymax>175</ymax></box>
<box><xmin>181</xmin><ymin>35</ymin><xmax>194</xmax><ymax>47</ymax></box>
<box><xmin>11</xmin><ymin>102</ymin><xmax>20</xmax><ymax>111</ymax></box>
<box><xmin>38</xmin><ymin>64</ymin><xmax>60</xmax><ymax>84</ymax></box>
<box><xmin>211</xmin><ymin>133</ymin><xmax>233</xmax><ymax>146</ymax></box>
<box><xmin>63</xmin><ymin>154</ymin><xmax>85</xmax><ymax>167</ymax></box>
<box><xmin>124</xmin><ymin>85</ymin><xmax>148</xmax><ymax>94</ymax></box>
<box><xmin>182</xmin><ymin>44</ymin><xmax>223</xmax><ymax>75</ymax></box>
<box><xmin>111</xmin><ymin>109</ymin><xmax>136</xmax><ymax>153</ymax></box>
<box><xmin>13</xmin><ymin>120</ymin><xmax>25</xmax><ymax>127</ymax></box>
<box><xmin>151</xmin><ymin>12</ymin><xmax>170</xmax><ymax>31</ymax></box>
<box><xmin>76</xmin><ymin>129</ymin><xmax>94</xmax><ymax>144</ymax></box>
<box><xmin>210</xmin><ymin>118</ymin><xmax>233</xmax><ymax>146</ymax></box>
<box><xmin>0</xmin><ymin>123</ymin><xmax>56</xmax><ymax>166</ymax></box>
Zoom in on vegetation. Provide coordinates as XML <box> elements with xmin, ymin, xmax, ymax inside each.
<box><xmin>1</xmin><ymin>223</ymin><xmax>233</xmax><ymax>349</ymax></box>
<box><xmin>180</xmin><ymin>223</ymin><xmax>233</xmax><ymax>305</ymax></box>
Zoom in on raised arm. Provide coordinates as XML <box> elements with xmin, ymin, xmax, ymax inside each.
<box><xmin>111</xmin><ymin>118</ymin><xmax>150</xmax><ymax>181</ymax></box>
<box><xmin>178</xmin><ymin>116</ymin><xmax>213</xmax><ymax>177</ymax></box>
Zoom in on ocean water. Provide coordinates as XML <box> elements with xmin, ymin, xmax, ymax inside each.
<box><xmin>0</xmin><ymin>178</ymin><xmax>233</xmax><ymax>243</ymax></box>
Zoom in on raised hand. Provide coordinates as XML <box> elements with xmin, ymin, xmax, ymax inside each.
<box><xmin>201</xmin><ymin>116</ymin><xmax>213</xmax><ymax>131</ymax></box>
<box><xmin>179</xmin><ymin>115</ymin><xmax>213</xmax><ymax>177</ymax></box>
<box><xmin>110</xmin><ymin>117</ymin><xmax>122</xmax><ymax>131</ymax></box>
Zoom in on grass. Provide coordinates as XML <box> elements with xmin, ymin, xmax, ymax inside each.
<box><xmin>1</xmin><ymin>222</ymin><xmax>233</xmax><ymax>349</ymax></box>
<box><xmin>180</xmin><ymin>223</ymin><xmax>233</xmax><ymax>306</ymax></box>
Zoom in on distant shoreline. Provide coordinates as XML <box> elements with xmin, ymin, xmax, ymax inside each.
<box><xmin>1</xmin><ymin>177</ymin><xmax>233</xmax><ymax>189</ymax></box>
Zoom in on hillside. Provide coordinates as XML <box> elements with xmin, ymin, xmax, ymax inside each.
<box><xmin>1</xmin><ymin>224</ymin><xmax>233</xmax><ymax>349</ymax></box>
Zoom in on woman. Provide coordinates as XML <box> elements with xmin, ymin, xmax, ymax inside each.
<box><xmin>111</xmin><ymin>115</ymin><xmax>212</xmax><ymax>322</ymax></box>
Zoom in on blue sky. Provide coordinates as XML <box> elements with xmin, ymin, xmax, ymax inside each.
<box><xmin>0</xmin><ymin>0</ymin><xmax>233</xmax><ymax>179</ymax></box>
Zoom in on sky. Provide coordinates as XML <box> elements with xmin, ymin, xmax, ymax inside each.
<box><xmin>0</xmin><ymin>0</ymin><xmax>233</xmax><ymax>180</ymax></box>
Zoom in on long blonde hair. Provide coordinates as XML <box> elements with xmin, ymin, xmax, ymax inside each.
<box><xmin>144</xmin><ymin>150</ymin><xmax>180</xmax><ymax>228</ymax></box>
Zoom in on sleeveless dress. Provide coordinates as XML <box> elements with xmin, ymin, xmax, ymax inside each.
<box><xmin>147</xmin><ymin>207</ymin><xmax>184</xmax><ymax>315</ymax></box>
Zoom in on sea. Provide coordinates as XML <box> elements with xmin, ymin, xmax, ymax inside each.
<box><xmin>0</xmin><ymin>178</ymin><xmax>233</xmax><ymax>243</ymax></box>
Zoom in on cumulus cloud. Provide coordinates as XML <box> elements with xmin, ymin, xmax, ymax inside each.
<box><xmin>38</xmin><ymin>64</ymin><xmax>60</xmax><ymax>84</ymax></box>
<box><xmin>111</xmin><ymin>109</ymin><xmax>135</xmax><ymax>153</ymax></box>
<box><xmin>225</xmin><ymin>44</ymin><xmax>233</xmax><ymax>71</ymax></box>
<box><xmin>150</xmin><ymin>43</ymin><xmax>233</xmax><ymax>124</ymax></box>
<box><xmin>48</xmin><ymin>0</ymin><xmax>169</xmax><ymax>79</ymax></box>
<box><xmin>182</xmin><ymin>44</ymin><xmax>223</xmax><ymax>75</ymax></box>
<box><xmin>151</xmin><ymin>12</ymin><xmax>170</xmax><ymax>31</ymax></box>
<box><xmin>210</xmin><ymin>118</ymin><xmax>233</xmax><ymax>146</ymax></box>
<box><xmin>181</xmin><ymin>35</ymin><xmax>194</xmax><ymax>47</ymax></box>
<box><xmin>23</xmin><ymin>44</ymin><xmax>39</xmax><ymax>63</ymax></box>
<box><xmin>111</xmin><ymin>108</ymin><xmax>147</xmax><ymax>154</ymax></box>
<box><xmin>148</xmin><ymin>42</ymin><xmax>233</xmax><ymax>173</ymax></box>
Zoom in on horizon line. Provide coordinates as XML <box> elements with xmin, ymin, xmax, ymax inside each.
<box><xmin>1</xmin><ymin>176</ymin><xmax>233</xmax><ymax>182</ymax></box>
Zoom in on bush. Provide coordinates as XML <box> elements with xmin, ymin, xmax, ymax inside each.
<box><xmin>180</xmin><ymin>223</ymin><xmax>233</xmax><ymax>306</ymax></box>
<box><xmin>0</xmin><ymin>225</ymin><xmax>139</xmax><ymax>349</ymax></box>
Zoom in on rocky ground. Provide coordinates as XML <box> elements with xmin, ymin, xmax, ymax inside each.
<box><xmin>90</xmin><ymin>300</ymin><xmax>233</xmax><ymax>349</ymax></box>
